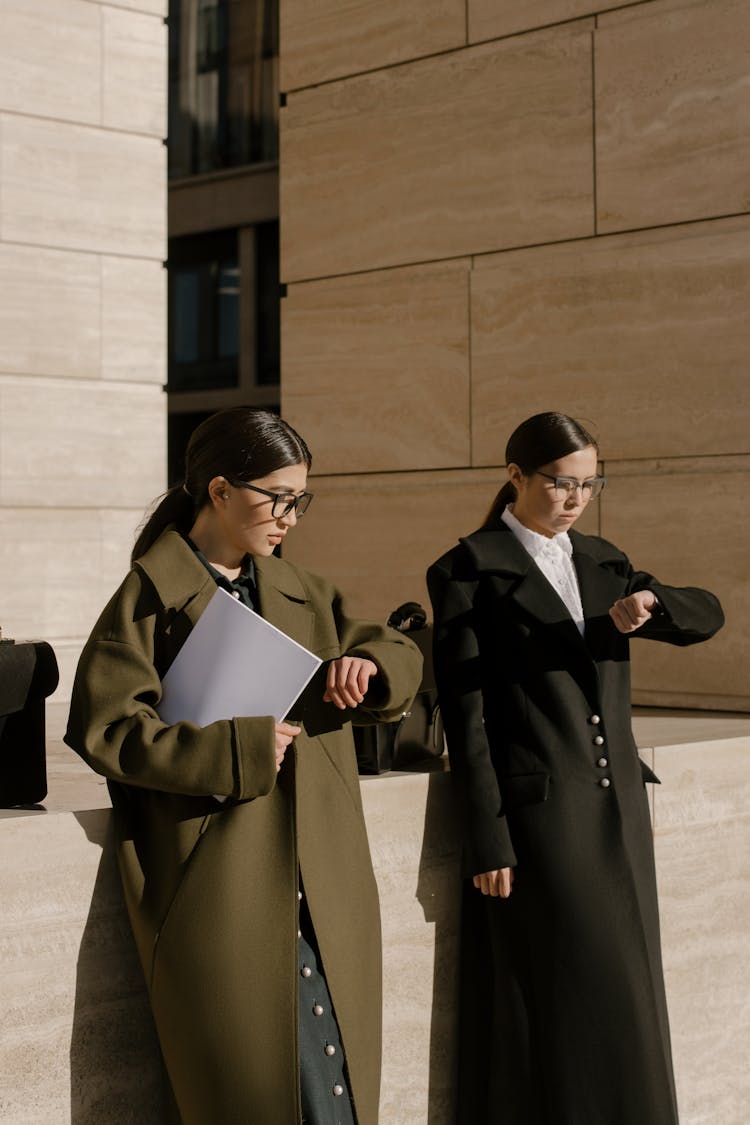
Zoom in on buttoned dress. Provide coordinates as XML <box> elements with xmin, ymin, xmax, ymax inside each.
<box><xmin>427</xmin><ymin>518</ymin><xmax>724</xmax><ymax>1125</ymax></box>
<box><xmin>65</xmin><ymin>529</ymin><xmax>423</xmax><ymax>1125</ymax></box>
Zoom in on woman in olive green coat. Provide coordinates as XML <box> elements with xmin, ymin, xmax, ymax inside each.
<box><xmin>65</xmin><ymin>408</ymin><xmax>422</xmax><ymax>1125</ymax></box>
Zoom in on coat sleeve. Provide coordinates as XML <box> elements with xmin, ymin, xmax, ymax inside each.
<box><xmin>621</xmin><ymin>563</ymin><xmax>724</xmax><ymax>646</ymax></box>
<box><xmin>329</xmin><ymin>583</ymin><xmax>424</xmax><ymax>724</ymax></box>
<box><xmin>427</xmin><ymin>559</ymin><xmax>517</xmax><ymax>875</ymax></box>
<box><xmin>65</xmin><ymin>575</ymin><xmax>278</xmax><ymax>801</ymax></box>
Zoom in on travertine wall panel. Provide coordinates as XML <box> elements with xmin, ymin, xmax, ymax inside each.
<box><xmin>102</xmin><ymin>6</ymin><xmax>168</xmax><ymax>137</ymax></box>
<box><xmin>87</xmin><ymin>0</ymin><xmax>167</xmax><ymax>13</ymax></box>
<box><xmin>0</xmin><ymin>245</ymin><xmax>100</xmax><ymax>379</ymax></box>
<box><xmin>468</xmin><ymin>0</ymin><xmax>630</xmax><ymax>41</ymax></box>
<box><xmin>282</xmin><ymin>262</ymin><xmax>471</xmax><ymax>474</ymax></box>
<box><xmin>0</xmin><ymin>0</ymin><xmax>100</xmax><ymax>124</ymax></box>
<box><xmin>600</xmin><ymin>456</ymin><xmax>747</xmax><ymax>710</ymax></box>
<box><xmin>653</xmin><ymin>740</ymin><xmax>750</xmax><ymax>1124</ymax></box>
<box><xmin>285</xmin><ymin>469</ymin><xmax>599</xmax><ymax>621</ymax></box>
<box><xmin>101</xmin><ymin>257</ymin><xmax>166</xmax><ymax>383</ymax></box>
<box><xmin>280</xmin><ymin>0</ymin><xmax>466</xmax><ymax>90</ymax></box>
<box><xmin>0</xmin><ymin>378</ymin><xmax>165</xmax><ymax>509</ymax></box>
<box><xmin>0</xmin><ymin>508</ymin><xmax>140</xmax><ymax>643</ymax></box>
<box><xmin>595</xmin><ymin>0</ymin><xmax>750</xmax><ymax>232</ymax></box>
<box><xmin>281</xmin><ymin>24</ymin><xmax>594</xmax><ymax>281</ymax></box>
<box><xmin>470</xmin><ymin>218</ymin><xmax>750</xmax><ymax>464</ymax></box>
<box><xmin>0</xmin><ymin>115</ymin><xmax>165</xmax><ymax>257</ymax></box>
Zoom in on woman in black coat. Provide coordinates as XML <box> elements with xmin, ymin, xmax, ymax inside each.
<box><xmin>426</xmin><ymin>412</ymin><xmax>724</xmax><ymax>1125</ymax></box>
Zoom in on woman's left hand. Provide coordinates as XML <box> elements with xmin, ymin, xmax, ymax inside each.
<box><xmin>609</xmin><ymin>589</ymin><xmax>658</xmax><ymax>634</ymax></box>
<box><xmin>324</xmin><ymin>657</ymin><xmax>379</xmax><ymax>710</ymax></box>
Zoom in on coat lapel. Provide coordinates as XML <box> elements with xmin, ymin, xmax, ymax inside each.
<box><xmin>254</xmin><ymin>555</ymin><xmax>315</xmax><ymax>652</ymax></box>
<box><xmin>461</xmin><ymin>524</ymin><xmax>592</xmax><ymax>663</ymax></box>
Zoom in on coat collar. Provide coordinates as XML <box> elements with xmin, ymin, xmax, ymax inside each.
<box><xmin>134</xmin><ymin>529</ymin><xmax>314</xmax><ymax>648</ymax></box>
<box><xmin>459</xmin><ymin>521</ymin><xmax>626</xmax><ymax>670</ymax></box>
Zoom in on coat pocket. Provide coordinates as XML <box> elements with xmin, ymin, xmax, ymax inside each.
<box><xmin>500</xmin><ymin>771</ymin><xmax>550</xmax><ymax>812</ymax></box>
<box><xmin>639</xmin><ymin>758</ymin><xmax>661</xmax><ymax>785</ymax></box>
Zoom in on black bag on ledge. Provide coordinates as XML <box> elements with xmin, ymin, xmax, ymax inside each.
<box><xmin>0</xmin><ymin>638</ymin><xmax>59</xmax><ymax>806</ymax></box>
<box><xmin>354</xmin><ymin>602</ymin><xmax>445</xmax><ymax>775</ymax></box>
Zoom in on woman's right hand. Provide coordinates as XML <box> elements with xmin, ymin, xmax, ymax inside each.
<box><xmin>473</xmin><ymin>868</ymin><xmax>514</xmax><ymax>898</ymax></box>
<box><xmin>274</xmin><ymin>722</ymin><xmax>301</xmax><ymax>772</ymax></box>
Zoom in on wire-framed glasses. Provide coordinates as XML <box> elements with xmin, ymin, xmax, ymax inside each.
<box><xmin>226</xmin><ymin>479</ymin><xmax>314</xmax><ymax>518</ymax></box>
<box><xmin>534</xmin><ymin>471</ymin><xmax>606</xmax><ymax>500</ymax></box>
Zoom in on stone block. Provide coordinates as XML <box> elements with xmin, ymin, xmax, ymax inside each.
<box><xmin>86</xmin><ymin>0</ymin><xmax>166</xmax><ymax>12</ymax></box>
<box><xmin>102</xmin><ymin>5</ymin><xmax>168</xmax><ymax>138</ymax></box>
<box><xmin>0</xmin><ymin>507</ymin><xmax>143</xmax><ymax>643</ymax></box>
<box><xmin>362</xmin><ymin>771</ymin><xmax>461</xmax><ymax>1124</ymax></box>
<box><xmin>0</xmin><ymin>811</ymin><xmax>163</xmax><ymax>1123</ymax></box>
<box><xmin>281</xmin><ymin>261</ymin><xmax>471</xmax><ymax>474</ymax></box>
<box><xmin>0</xmin><ymin>0</ymin><xmax>100</xmax><ymax>124</ymax></box>
<box><xmin>284</xmin><ymin>468</ymin><xmax>599</xmax><ymax>621</ymax></box>
<box><xmin>470</xmin><ymin>217</ymin><xmax>750</xmax><ymax>465</ymax></box>
<box><xmin>0</xmin><ymin>115</ymin><xmax>165</xmax><ymax>258</ymax></box>
<box><xmin>654</xmin><ymin>736</ymin><xmax>750</xmax><ymax>1125</ymax></box>
<box><xmin>600</xmin><ymin>456</ymin><xmax>748</xmax><ymax>710</ymax></box>
<box><xmin>0</xmin><ymin>377</ymin><xmax>165</xmax><ymax>510</ymax></box>
<box><xmin>596</xmin><ymin>0</ymin><xmax>750</xmax><ymax>231</ymax></box>
<box><xmin>468</xmin><ymin>0</ymin><xmax>630</xmax><ymax>41</ymax></box>
<box><xmin>281</xmin><ymin>24</ymin><xmax>593</xmax><ymax>281</ymax></box>
<box><xmin>0</xmin><ymin>245</ymin><xmax>100</xmax><ymax>380</ymax></box>
<box><xmin>280</xmin><ymin>0</ymin><xmax>466</xmax><ymax>90</ymax></box>
<box><xmin>101</xmin><ymin>257</ymin><xmax>166</xmax><ymax>383</ymax></box>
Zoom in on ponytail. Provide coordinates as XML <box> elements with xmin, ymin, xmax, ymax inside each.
<box><xmin>131</xmin><ymin>485</ymin><xmax>195</xmax><ymax>564</ymax></box>
<box><xmin>130</xmin><ymin>407</ymin><xmax>313</xmax><ymax>566</ymax></box>
<box><xmin>483</xmin><ymin>481</ymin><xmax>516</xmax><ymax>527</ymax></box>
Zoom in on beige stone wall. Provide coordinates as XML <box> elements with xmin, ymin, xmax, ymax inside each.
<box><xmin>279</xmin><ymin>0</ymin><xmax>750</xmax><ymax>711</ymax></box>
<box><xmin>0</xmin><ymin>0</ymin><xmax>168</xmax><ymax>700</ymax></box>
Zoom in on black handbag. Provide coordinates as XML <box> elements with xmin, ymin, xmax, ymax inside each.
<box><xmin>0</xmin><ymin>638</ymin><xmax>59</xmax><ymax>806</ymax></box>
<box><xmin>354</xmin><ymin>602</ymin><xmax>444</xmax><ymax>775</ymax></box>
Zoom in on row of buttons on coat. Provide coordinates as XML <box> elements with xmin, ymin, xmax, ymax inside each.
<box><xmin>298</xmin><ymin>889</ymin><xmax>347</xmax><ymax>1101</ymax></box>
<box><xmin>590</xmin><ymin>714</ymin><xmax>610</xmax><ymax>788</ymax></box>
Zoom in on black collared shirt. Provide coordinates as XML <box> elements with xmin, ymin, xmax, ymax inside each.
<box><xmin>185</xmin><ymin>537</ymin><xmax>259</xmax><ymax>612</ymax></box>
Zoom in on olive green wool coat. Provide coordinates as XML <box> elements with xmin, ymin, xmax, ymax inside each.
<box><xmin>65</xmin><ymin>529</ymin><xmax>422</xmax><ymax>1125</ymax></box>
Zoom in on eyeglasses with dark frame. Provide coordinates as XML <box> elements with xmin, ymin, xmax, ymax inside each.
<box><xmin>226</xmin><ymin>479</ymin><xmax>314</xmax><ymax>519</ymax></box>
<box><xmin>534</xmin><ymin>471</ymin><xmax>606</xmax><ymax>501</ymax></box>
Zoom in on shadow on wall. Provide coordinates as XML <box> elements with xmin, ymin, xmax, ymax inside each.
<box><xmin>416</xmin><ymin>769</ymin><xmax>462</xmax><ymax>1125</ymax></box>
<box><xmin>70</xmin><ymin>810</ymin><xmax>164</xmax><ymax>1125</ymax></box>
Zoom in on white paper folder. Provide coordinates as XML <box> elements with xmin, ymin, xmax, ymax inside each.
<box><xmin>159</xmin><ymin>587</ymin><xmax>322</xmax><ymax>727</ymax></box>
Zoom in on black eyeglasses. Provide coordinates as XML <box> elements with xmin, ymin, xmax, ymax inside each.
<box><xmin>226</xmin><ymin>480</ymin><xmax>314</xmax><ymax>519</ymax></box>
<box><xmin>534</xmin><ymin>471</ymin><xmax>606</xmax><ymax>500</ymax></box>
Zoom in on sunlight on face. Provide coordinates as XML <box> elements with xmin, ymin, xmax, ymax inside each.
<box><xmin>509</xmin><ymin>446</ymin><xmax>599</xmax><ymax>538</ymax></box>
<box><xmin>220</xmin><ymin>463</ymin><xmax>310</xmax><ymax>558</ymax></box>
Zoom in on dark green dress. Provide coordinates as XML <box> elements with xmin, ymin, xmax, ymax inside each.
<box><xmin>188</xmin><ymin>540</ymin><xmax>356</xmax><ymax>1125</ymax></box>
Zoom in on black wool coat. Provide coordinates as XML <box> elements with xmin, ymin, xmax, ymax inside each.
<box><xmin>426</xmin><ymin>521</ymin><xmax>724</xmax><ymax>1125</ymax></box>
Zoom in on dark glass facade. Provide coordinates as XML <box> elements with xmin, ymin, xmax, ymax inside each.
<box><xmin>168</xmin><ymin>0</ymin><xmax>279</xmax><ymax>179</ymax></box>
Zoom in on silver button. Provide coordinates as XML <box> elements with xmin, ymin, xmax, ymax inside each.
<box><xmin>333</xmin><ymin>1085</ymin><xmax>344</xmax><ymax>1097</ymax></box>
<box><xmin>301</xmin><ymin>966</ymin><xmax>312</xmax><ymax>978</ymax></box>
<box><xmin>599</xmin><ymin>778</ymin><xmax>611</xmax><ymax>789</ymax></box>
<box><xmin>593</xmin><ymin>735</ymin><xmax>604</xmax><ymax>746</ymax></box>
<box><xmin>297</xmin><ymin>929</ymin><xmax>302</xmax><ymax>939</ymax></box>
<box><xmin>597</xmin><ymin>757</ymin><xmax>608</xmax><ymax>768</ymax></box>
<box><xmin>313</xmin><ymin>1003</ymin><xmax>324</xmax><ymax>1017</ymax></box>
<box><xmin>298</xmin><ymin>891</ymin><xmax>302</xmax><ymax>901</ymax></box>
<box><xmin>232</xmin><ymin>590</ymin><xmax>241</xmax><ymax>599</ymax></box>
<box><xmin>325</xmin><ymin>1043</ymin><xmax>336</xmax><ymax>1056</ymax></box>
<box><xmin>590</xmin><ymin>714</ymin><xmax>601</xmax><ymax>725</ymax></box>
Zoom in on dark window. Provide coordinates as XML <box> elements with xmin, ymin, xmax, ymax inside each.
<box><xmin>169</xmin><ymin>0</ymin><xmax>279</xmax><ymax>179</ymax></box>
<box><xmin>168</xmin><ymin>230</ymin><xmax>240</xmax><ymax>391</ymax></box>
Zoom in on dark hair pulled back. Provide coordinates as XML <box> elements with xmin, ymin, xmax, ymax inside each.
<box><xmin>484</xmin><ymin>412</ymin><xmax>598</xmax><ymax>527</ymax></box>
<box><xmin>132</xmin><ymin>407</ymin><xmax>312</xmax><ymax>562</ymax></box>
